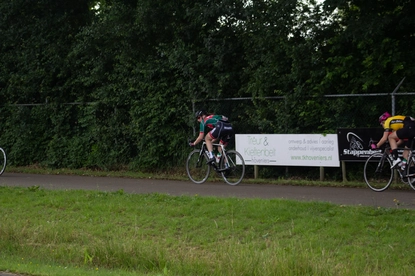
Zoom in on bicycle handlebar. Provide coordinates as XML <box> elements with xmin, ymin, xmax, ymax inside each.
<box><xmin>368</xmin><ymin>138</ymin><xmax>379</xmax><ymax>147</ymax></box>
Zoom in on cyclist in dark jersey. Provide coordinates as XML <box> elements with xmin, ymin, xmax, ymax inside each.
<box><xmin>189</xmin><ymin>110</ymin><xmax>233</xmax><ymax>163</ymax></box>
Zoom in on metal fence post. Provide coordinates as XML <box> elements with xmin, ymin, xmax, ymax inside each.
<box><xmin>342</xmin><ymin>161</ymin><xmax>347</xmax><ymax>182</ymax></box>
<box><xmin>391</xmin><ymin>77</ymin><xmax>405</xmax><ymax>115</ymax></box>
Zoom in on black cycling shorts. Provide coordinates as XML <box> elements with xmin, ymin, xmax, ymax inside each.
<box><xmin>208</xmin><ymin>120</ymin><xmax>233</xmax><ymax>144</ymax></box>
<box><xmin>396</xmin><ymin>117</ymin><xmax>415</xmax><ymax>147</ymax></box>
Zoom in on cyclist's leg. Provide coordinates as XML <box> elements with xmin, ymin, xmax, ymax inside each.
<box><xmin>399</xmin><ymin>123</ymin><xmax>415</xmax><ymax>161</ymax></box>
<box><xmin>217</xmin><ymin>137</ymin><xmax>228</xmax><ymax>156</ymax></box>
<box><xmin>219</xmin><ymin>131</ymin><xmax>233</xmax><ymax>151</ymax></box>
<box><xmin>218</xmin><ymin>123</ymin><xmax>233</xmax><ymax>158</ymax></box>
<box><xmin>206</xmin><ymin>122</ymin><xmax>223</xmax><ymax>162</ymax></box>
<box><xmin>389</xmin><ymin>131</ymin><xmax>400</xmax><ymax>159</ymax></box>
<box><xmin>404</xmin><ymin>127</ymin><xmax>415</xmax><ymax>164</ymax></box>
<box><xmin>403</xmin><ymin>141</ymin><xmax>411</xmax><ymax>161</ymax></box>
<box><xmin>390</xmin><ymin>128</ymin><xmax>410</xmax><ymax>168</ymax></box>
<box><xmin>205</xmin><ymin>133</ymin><xmax>215</xmax><ymax>153</ymax></box>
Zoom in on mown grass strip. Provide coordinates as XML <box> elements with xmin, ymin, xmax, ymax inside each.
<box><xmin>0</xmin><ymin>186</ymin><xmax>414</xmax><ymax>276</ymax></box>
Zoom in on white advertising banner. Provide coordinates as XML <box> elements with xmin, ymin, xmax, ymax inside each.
<box><xmin>235</xmin><ymin>134</ymin><xmax>340</xmax><ymax>167</ymax></box>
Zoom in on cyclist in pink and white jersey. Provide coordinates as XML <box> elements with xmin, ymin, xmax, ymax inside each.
<box><xmin>189</xmin><ymin>110</ymin><xmax>233</xmax><ymax>163</ymax></box>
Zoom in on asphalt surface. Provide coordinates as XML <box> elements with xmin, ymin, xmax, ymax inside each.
<box><xmin>1</xmin><ymin>172</ymin><xmax>415</xmax><ymax>275</ymax></box>
<box><xmin>0</xmin><ymin>172</ymin><xmax>415</xmax><ymax>209</ymax></box>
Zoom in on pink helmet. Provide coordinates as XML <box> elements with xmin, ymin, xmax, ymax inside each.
<box><xmin>379</xmin><ymin>112</ymin><xmax>391</xmax><ymax>123</ymax></box>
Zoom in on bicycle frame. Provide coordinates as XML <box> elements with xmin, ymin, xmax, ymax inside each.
<box><xmin>380</xmin><ymin>146</ymin><xmax>408</xmax><ymax>178</ymax></box>
<box><xmin>376</xmin><ymin>152</ymin><xmax>389</xmax><ymax>173</ymax></box>
<box><xmin>197</xmin><ymin>141</ymin><xmax>229</xmax><ymax>172</ymax></box>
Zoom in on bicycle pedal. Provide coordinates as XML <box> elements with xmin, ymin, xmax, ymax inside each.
<box><xmin>206</xmin><ymin>158</ymin><xmax>215</xmax><ymax>165</ymax></box>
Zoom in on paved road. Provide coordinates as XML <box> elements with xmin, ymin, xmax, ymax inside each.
<box><xmin>1</xmin><ymin>172</ymin><xmax>415</xmax><ymax>209</ymax></box>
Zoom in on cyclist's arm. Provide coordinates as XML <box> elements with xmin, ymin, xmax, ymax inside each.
<box><xmin>376</xmin><ymin>130</ymin><xmax>391</xmax><ymax>148</ymax></box>
<box><xmin>193</xmin><ymin>132</ymin><xmax>205</xmax><ymax>145</ymax></box>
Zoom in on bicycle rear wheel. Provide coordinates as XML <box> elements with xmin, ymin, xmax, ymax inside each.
<box><xmin>186</xmin><ymin>150</ymin><xmax>211</xmax><ymax>184</ymax></box>
<box><xmin>220</xmin><ymin>150</ymin><xmax>245</xmax><ymax>186</ymax></box>
<box><xmin>363</xmin><ymin>153</ymin><xmax>393</xmax><ymax>192</ymax></box>
<box><xmin>0</xmin><ymin>147</ymin><xmax>6</xmax><ymax>176</ymax></box>
<box><xmin>405</xmin><ymin>156</ymin><xmax>415</xmax><ymax>191</ymax></box>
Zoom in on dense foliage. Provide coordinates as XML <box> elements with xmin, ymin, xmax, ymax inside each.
<box><xmin>1</xmin><ymin>0</ymin><xmax>415</xmax><ymax>171</ymax></box>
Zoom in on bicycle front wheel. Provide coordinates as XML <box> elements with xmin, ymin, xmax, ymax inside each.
<box><xmin>363</xmin><ymin>153</ymin><xmax>393</xmax><ymax>192</ymax></box>
<box><xmin>0</xmin><ymin>147</ymin><xmax>6</xmax><ymax>176</ymax></box>
<box><xmin>220</xmin><ymin>150</ymin><xmax>245</xmax><ymax>186</ymax></box>
<box><xmin>186</xmin><ymin>150</ymin><xmax>211</xmax><ymax>184</ymax></box>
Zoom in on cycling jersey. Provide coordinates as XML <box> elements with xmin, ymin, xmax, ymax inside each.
<box><xmin>199</xmin><ymin>114</ymin><xmax>233</xmax><ymax>144</ymax></box>
<box><xmin>199</xmin><ymin>115</ymin><xmax>225</xmax><ymax>134</ymax></box>
<box><xmin>383</xmin><ymin>115</ymin><xmax>405</xmax><ymax>131</ymax></box>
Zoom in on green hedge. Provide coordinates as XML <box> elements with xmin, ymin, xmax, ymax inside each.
<box><xmin>1</xmin><ymin>0</ymin><xmax>415</xmax><ymax>170</ymax></box>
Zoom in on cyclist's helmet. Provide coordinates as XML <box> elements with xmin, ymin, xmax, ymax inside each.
<box><xmin>379</xmin><ymin>112</ymin><xmax>391</xmax><ymax>123</ymax></box>
<box><xmin>195</xmin><ymin>110</ymin><xmax>207</xmax><ymax>118</ymax></box>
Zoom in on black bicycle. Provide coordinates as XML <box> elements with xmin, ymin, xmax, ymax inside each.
<box><xmin>186</xmin><ymin>141</ymin><xmax>245</xmax><ymax>185</ymax></box>
<box><xmin>0</xmin><ymin>147</ymin><xmax>6</xmax><ymax>176</ymax></box>
<box><xmin>363</xmin><ymin>140</ymin><xmax>415</xmax><ymax>191</ymax></box>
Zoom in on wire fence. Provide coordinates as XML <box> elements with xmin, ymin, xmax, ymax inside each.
<box><xmin>5</xmin><ymin>90</ymin><xmax>415</xmax><ymax>138</ymax></box>
<box><xmin>3</xmin><ymin>84</ymin><xmax>415</xmax><ymax>180</ymax></box>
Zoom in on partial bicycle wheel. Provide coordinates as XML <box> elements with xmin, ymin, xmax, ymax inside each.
<box><xmin>0</xmin><ymin>147</ymin><xmax>6</xmax><ymax>176</ymax></box>
<box><xmin>405</xmin><ymin>156</ymin><xmax>415</xmax><ymax>191</ymax></box>
<box><xmin>186</xmin><ymin>150</ymin><xmax>211</xmax><ymax>184</ymax></box>
<box><xmin>220</xmin><ymin>150</ymin><xmax>245</xmax><ymax>186</ymax></box>
<box><xmin>363</xmin><ymin>153</ymin><xmax>393</xmax><ymax>192</ymax></box>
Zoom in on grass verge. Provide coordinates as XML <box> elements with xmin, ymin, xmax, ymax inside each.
<box><xmin>0</xmin><ymin>186</ymin><xmax>414</xmax><ymax>276</ymax></box>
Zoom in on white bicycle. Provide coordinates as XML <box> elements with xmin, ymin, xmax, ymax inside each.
<box><xmin>186</xmin><ymin>141</ymin><xmax>245</xmax><ymax>185</ymax></box>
